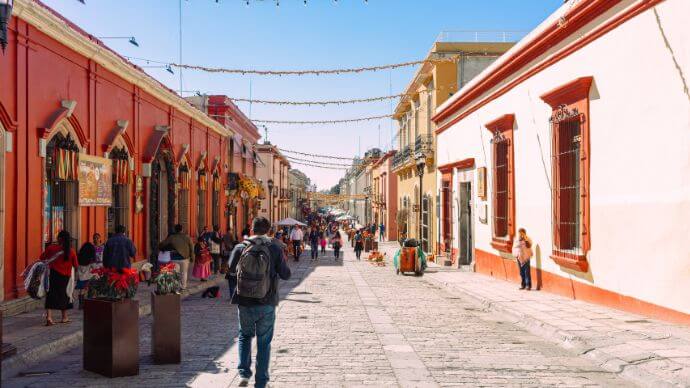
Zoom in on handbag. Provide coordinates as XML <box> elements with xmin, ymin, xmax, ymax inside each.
<box><xmin>24</xmin><ymin>250</ymin><xmax>63</xmax><ymax>300</ymax></box>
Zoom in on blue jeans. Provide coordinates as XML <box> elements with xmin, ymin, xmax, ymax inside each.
<box><xmin>238</xmin><ymin>304</ymin><xmax>276</xmax><ymax>388</ymax></box>
<box><xmin>519</xmin><ymin>261</ymin><xmax>532</xmax><ymax>289</ymax></box>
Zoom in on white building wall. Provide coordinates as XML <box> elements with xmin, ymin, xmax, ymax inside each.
<box><xmin>436</xmin><ymin>0</ymin><xmax>690</xmax><ymax>313</ymax></box>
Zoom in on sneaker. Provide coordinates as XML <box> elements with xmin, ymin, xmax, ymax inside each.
<box><xmin>519</xmin><ymin>286</ymin><xmax>526</xmax><ymax>290</ymax></box>
<box><xmin>238</xmin><ymin>377</ymin><xmax>250</xmax><ymax>387</ymax></box>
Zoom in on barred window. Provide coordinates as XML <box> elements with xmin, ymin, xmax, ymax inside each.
<box><xmin>493</xmin><ymin>140</ymin><xmax>509</xmax><ymax>238</ymax></box>
<box><xmin>555</xmin><ymin>118</ymin><xmax>581</xmax><ymax>250</ymax></box>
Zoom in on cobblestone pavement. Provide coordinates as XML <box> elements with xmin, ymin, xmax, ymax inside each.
<box><xmin>3</xmin><ymin>242</ymin><xmax>632</xmax><ymax>387</ymax></box>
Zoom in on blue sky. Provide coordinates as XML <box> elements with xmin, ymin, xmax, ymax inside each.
<box><xmin>42</xmin><ymin>0</ymin><xmax>563</xmax><ymax>189</ymax></box>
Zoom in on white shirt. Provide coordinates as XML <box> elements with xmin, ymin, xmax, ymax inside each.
<box><xmin>289</xmin><ymin>228</ymin><xmax>304</xmax><ymax>241</ymax></box>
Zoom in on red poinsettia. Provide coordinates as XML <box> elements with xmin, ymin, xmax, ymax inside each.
<box><xmin>86</xmin><ymin>267</ymin><xmax>139</xmax><ymax>300</ymax></box>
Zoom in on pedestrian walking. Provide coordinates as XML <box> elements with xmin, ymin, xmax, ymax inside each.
<box><xmin>204</xmin><ymin>225</ymin><xmax>224</xmax><ymax>275</ymax></box>
<box><xmin>159</xmin><ymin>224</ymin><xmax>195</xmax><ymax>290</ymax></box>
<box><xmin>41</xmin><ymin>230</ymin><xmax>78</xmax><ymax>326</ymax></box>
<box><xmin>379</xmin><ymin>222</ymin><xmax>385</xmax><ymax>242</ymax></box>
<box><xmin>353</xmin><ymin>230</ymin><xmax>364</xmax><ymax>260</ymax></box>
<box><xmin>102</xmin><ymin>225</ymin><xmax>136</xmax><ymax>270</ymax></box>
<box><xmin>93</xmin><ymin>233</ymin><xmax>104</xmax><ymax>264</ymax></box>
<box><xmin>319</xmin><ymin>229</ymin><xmax>327</xmax><ymax>255</ymax></box>
<box><xmin>222</xmin><ymin>228</ymin><xmax>238</xmax><ymax>274</ymax></box>
<box><xmin>241</xmin><ymin>224</ymin><xmax>251</xmax><ymax>239</ymax></box>
<box><xmin>76</xmin><ymin>236</ymin><xmax>101</xmax><ymax>309</ymax></box>
<box><xmin>193</xmin><ymin>239</ymin><xmax>212</xmax><ymax>282</ymax></box>
<box><xmin>513</xmin><ymin>228</ymin><xmax>534</xmax><ymax>290</ymax></box>
<box><xmin>227</xmin><ymin>217</ymin><xmax>291</xmax><ymax>388</ymax></box>
<box><xmin>289</xmin><ymin>225</ymin><xmax>304</xmax><ymax>261</ymax></box>
<box><xmin>331</xmin><ymin>231</ymin><xmax>342</xmax><ymax>260</ymax></box>
<box><xmin>309</xmin><ymin>227</ymin><xmax>320</xmax><ymax>261</ymax></box>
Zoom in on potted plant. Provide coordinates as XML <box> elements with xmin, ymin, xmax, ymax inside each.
<box><xmin>83</xmin><ymin>267</ymin><xmax>140</xmax><ymax>377</ymax></box>
<box><xmin>151</xmin><ymin>263</ymin><xmax>182</xmax><ymax>364</ymax></box>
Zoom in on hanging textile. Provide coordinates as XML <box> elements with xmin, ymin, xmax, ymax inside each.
<box><xmin>198</xmin><ymin>169</ymin><xmax>207</xmax><ymax>190</ymax></box>
<box><xmin>213</xmin><ymin>173</ymin><xmax>221</xmax><ymax>192</ymax></box>
<box><xmin>179</xmin><ymin>164</ymin><xmax>190</xmax><ymax>189</ymax></box>
<box><xmin>110</xmin><ymin>147</ymin><xmax>130</xmax><ymax>185</ymax></box>
<box><xmin>52</xmin><ymin>137</ymin><xmax>79</xmax><ymax>181</ymax></box>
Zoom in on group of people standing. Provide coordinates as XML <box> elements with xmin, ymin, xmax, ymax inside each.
<box><xmin>39</xmin><ymin>225</ymin><xmax>137</xmax><ymax>326</ymax></box>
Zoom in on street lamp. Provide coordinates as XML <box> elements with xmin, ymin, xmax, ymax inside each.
<box><xmin>416</xmin><ymin>156</ymin><xmax>426</xmax><ymax>248</ymax></box>
<box><xmin>0</xmin><ymin>0</ymin><xmax>13</xmax><ymax>54</ymax></box>
<box><xmin>267</xmin><ymin>179</ymin><xmax>274</xmax><ymax>222</ymax></box>
<box><xmin>98</xmin><ymin>36</ymin><xmax>140</xmax><ymax>47</ymax></box>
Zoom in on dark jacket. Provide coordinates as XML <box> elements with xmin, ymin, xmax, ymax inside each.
<box><xmin>227</xmin><ymin>236</ymin><xmax>291</xmax><ymax>306</ymax></box>
<box><xmin>102</xmin><ymin>233</ymin><xmax>136</xmax><ymax>270</ymax></box>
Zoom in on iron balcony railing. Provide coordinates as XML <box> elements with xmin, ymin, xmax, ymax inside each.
<box><xmin>436</xmin><ymin>30</ymin><xmax>527</xmax><ymax>43</ymax></box>
<box><xmin>392</xmin><ymin>146</ymin><xmax>412</xmax><ymax>170</ymax></box>
<box><xmin>414</xmin><ymin>134</ymin><xmax>434</xmax><ymax>157</ymax></box>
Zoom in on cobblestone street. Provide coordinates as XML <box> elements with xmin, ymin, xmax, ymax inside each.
<box><xmin>3</xmin><ymin>240</ymin><xmax>635</xmax><ymax>388</ymax></box>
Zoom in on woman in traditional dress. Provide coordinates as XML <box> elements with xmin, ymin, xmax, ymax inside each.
<box><xmin>192</xmin><ymin>238</ymin><xmax>212</xmax><ymax>281</ymax></box>
<box><xmin>41</xmin><ymin>230</ymin><xmax>79</xmax><ymax>326</ymax></box>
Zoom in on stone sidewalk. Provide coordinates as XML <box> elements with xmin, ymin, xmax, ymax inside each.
<box><xmin>1</xmin><ymin>270</ymin><xmax>226</xmax><ymax>378</ymax></box>
<box><xmin>376</xmin><ymin>241</ymin><xmax>690</xmax><ymax>387</ymax></box>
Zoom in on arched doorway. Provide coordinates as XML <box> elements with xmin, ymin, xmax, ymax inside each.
<box><xmin>149</xmin><ymin>148</ymin><xmax>176</xmax><ymax>259</ymax></box>
<box><xmin>44</xmin><ymin>123</ymin><xmax>82</xmax><ymax>248</ymax></box>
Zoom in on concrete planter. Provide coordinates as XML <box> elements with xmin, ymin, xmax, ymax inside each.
<box><xmin>151</xmin><ymin>293</ymin><xmax>181</xmax><ymax>364</ymax></box>
<box><xmin>83</xmin><ymin>298</ymin><xmax>139</xmax><ymax>377</ymax></box>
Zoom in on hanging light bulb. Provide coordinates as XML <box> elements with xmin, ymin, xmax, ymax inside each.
<box><xmin>245</xmin><ymin>0</ymin><xmax>249</xmax><ymax>7</ymax></box>
<box><xmin>303</xmin><ymin>0</ymin><xmax>307</xmax><ymax>5</ymax></box>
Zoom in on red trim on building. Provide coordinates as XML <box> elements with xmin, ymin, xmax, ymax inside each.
<box><xmin>433</xmin><ymin>0</ymin><xmax>664</xmax><ymax>134</ymax></box>
<box><xmin>437</xmin><ymin>158</ymin><xmax>475</xmax><ymax>173</ymax></box>
<box><xmin>474</xmin><ymin>249</ymin><xmax>690</xmax><ymax>325</ymax></box>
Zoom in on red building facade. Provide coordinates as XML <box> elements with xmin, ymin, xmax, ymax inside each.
<box><xmin>0</xmin><ymin>2</ymin><xmax>246</xmax><ymax>301</ymax></box>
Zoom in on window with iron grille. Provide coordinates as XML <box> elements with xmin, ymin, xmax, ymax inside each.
<box><xmin>212</xmin><ymin>188</ymin><xmax>220</xmax><ymax>229</ymax></box>
<box><xmin>493</xmin><ymin>140</ymin><xmax>509</xmax><ymax>238</ymax></box>
<box><xmin>108</xmin><ymin>146</ymin><xmax>130</xmax><ymax>238</ymax></box>
<box><xmin>179</xmin><ymin>189</ymin><xmax>189</xmax><ymax>233</ymax></box>
<box><xmin>555</xmin><ymin>117</ymin><xmax>581</xmax><ymax>250</ymax></box>
<box><xmin>197</xmin><ymin>169</ymin><xmax>207</xmax><ymax>234</ymax></box>
<box><xmin>421</xmin><ymin>194</ymin><xmax>430</xmax><ymax>252</ymax></box>
<box><xmin>541</xmin><ymin>76</ymin><xmax>592</xmax><ymax>272</ymax></box>
<box><xmin>485</xmin><ymin>114</ymin><xmax>515</xmax><ymax>253</ymax></box>
<box><xmin>45</xmin><ymin>132</ymin><xmax>80</xmax><ymax>247</ymax></box>
<box><xmin>441</xmin><ymin>178</ymin><xmax>452</xmax><ymax>251</ymax></box>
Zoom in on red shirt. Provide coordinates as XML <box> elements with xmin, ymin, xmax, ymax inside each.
<box><xmin>41</xmin><ymin>244</ymin><xmax>78</xmax><ymax>277</ymax></box>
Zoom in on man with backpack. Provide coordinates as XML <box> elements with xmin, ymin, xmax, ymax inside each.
<box><xmin>227</xmin><ymin>217</ymin><xmax>291</xmax><ymax>388</ymax></box>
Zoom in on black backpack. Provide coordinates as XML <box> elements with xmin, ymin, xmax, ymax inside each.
<box><xmin>236</xmin><ymin>238</ymin><xmax>272</xmax><ymax>300</ymax></box>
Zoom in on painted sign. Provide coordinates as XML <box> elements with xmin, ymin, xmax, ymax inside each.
<box><xmin>78</xmin><ymin>154</ymin><xmax>113</xmax><ymax>206</ymax></box>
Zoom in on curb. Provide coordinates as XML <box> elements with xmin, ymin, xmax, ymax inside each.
<box><xmin>424</xmin><ymin>275</ymin><xmax>680</xmax><ymax>388</ymax></box>
<box><xmin>1</xmin><ymin>276</ymin><xmax>225</xmax><ymax>379</ymax></box>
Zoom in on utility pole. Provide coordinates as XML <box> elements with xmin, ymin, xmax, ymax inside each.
<box><xmin>179</xmin><ymin>0</ymin><xmax>183</xmax><ymax>95</ymax></box>
<box><xmin>378</xmin><ymin>124</ymin><xmax>381</xmax><ymax>150</ymax></box>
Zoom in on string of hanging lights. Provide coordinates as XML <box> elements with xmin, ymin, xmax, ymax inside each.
<box><xmin>253</xmin><ymin>114</ymin><xmax>392</xmax><ymax>125</ymax></box>
<box><xmin>287</xmin><ymin>160</ymin><xmax>349</xmax><ymax>170</ymax></box>
<box><xmin>279</xmin><ymin>148</ymin><xmax>356</xmax><ymax>160</ymax></box>
<box><xmin>285</xmin><ymin>155</ymin><xmax>361</xmax><ymax>167</ymax></box>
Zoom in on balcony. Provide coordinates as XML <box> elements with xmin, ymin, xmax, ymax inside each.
<box><xmin>414</xmin><ymin>134</ymin><xmax>434</xmax><ymax>163</ymax></box>
<box><xmin>392</xmin><ymin>146</ymin><xmax>412</xmax><ymax>171</ymax></box>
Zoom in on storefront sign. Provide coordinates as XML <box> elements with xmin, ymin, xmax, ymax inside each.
<box><xmin>78</xmin><ymin>154</ymin><xmax>113</xmax><ymax>206</ymax></box>
<box><xmin>477</xmin><ymin>167</ymin><xmax>487</xmax><ymax>200</ymax></box>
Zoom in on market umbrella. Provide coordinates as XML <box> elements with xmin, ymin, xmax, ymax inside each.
<box><xmin>276</xmin><ymin>217</ymin><xmax>307</xmax><ymax>226</ymax></box>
